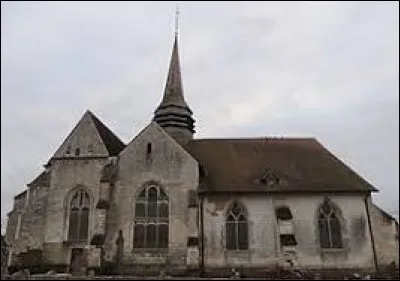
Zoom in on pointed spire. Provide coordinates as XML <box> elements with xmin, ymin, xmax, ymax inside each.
<box><xmin>159</xmin><ymin>34</ymin><xmax>188</xmax><ymax>108</ymax></box>
<box><xmin>153</xmin><ymin>7</ymin><xmax>195</xmax><ymax>144</ymax></box>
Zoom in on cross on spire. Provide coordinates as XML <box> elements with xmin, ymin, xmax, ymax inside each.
<box><xmin>175</xmin><ymin>4</ymin><xmax>180</xmax><ymax>37</ymax></box>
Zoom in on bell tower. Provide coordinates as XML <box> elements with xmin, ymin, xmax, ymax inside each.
<box><xmin>153</xmin><ymin>8</ymin><xmax>195</xmax><ymax>145</ymax></box>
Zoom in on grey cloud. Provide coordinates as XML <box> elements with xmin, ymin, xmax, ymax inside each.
<box><xmin>1</xmin><ymin>1</ymin><xmax>398</xmax><ymax>231</ymax></box>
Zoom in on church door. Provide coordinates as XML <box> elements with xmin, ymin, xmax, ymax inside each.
<box><xmin>69</xmin><ymin>248</ymin><xmax>87</xmax><ymax>275</ymax></box>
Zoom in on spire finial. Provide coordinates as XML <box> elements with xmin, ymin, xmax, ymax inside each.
<box><xmin>175</xmin><ymin>4</ymin><xmax>180</xmax><ymax>37</ymax></box>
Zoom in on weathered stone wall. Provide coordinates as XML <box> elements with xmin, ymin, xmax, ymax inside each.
<box><xmin>43</xmin><ymin>158</ymin><xmax>107</xmax><ymax>265</ymax></box>
<box><xmin>273</xmin><ymin>194</ymin><xmax>374</xmax><ymax>270</ymax></box>
<box><xmin>368</xmin><ymin>200</ymin><xmax>399</xmax><ymax>269</ymax></box>
<box><xmin>40</xmin><ymin>111</ymin><xmax>115</xmax><ymax>268</ymax></box>
<box><xmin>202</xmin><ymin>195</ymin><xmax>278</xmax><ymax>271</ymax></box>
<box><xmin>6</xmin><ymin>192</ymin><xmax>27</xmax><ymax>250</ymax></box>
<box><xmin>202</xmin><ymin>193</ymin><xmax>375</xmax><ymax>273</ymax></box>
<box><xmin>52</xmin><ymin>111</ymin><xmax>110</xmax><ymax>159</ymax></box>
<box><xmin>6</xmin><ymin>111</ymin><xmax>120</xmax><ymax>272</ymax></box>
<box><xmin>104</xmin><ymin>122</ymin><xmax>199</xmax><ymax>274</ymax></box>
<box><xmin>6</xmin><ymin>185</ymin><xmax>48</xmax><ymax>267</ymax></box>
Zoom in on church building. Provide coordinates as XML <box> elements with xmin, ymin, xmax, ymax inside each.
<box><xmin>5</xmin><ymin>29</ymin><xmax>399</xmax><ymax>277</ymax></box>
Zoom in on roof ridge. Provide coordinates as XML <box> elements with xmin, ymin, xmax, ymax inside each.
<box><xmin>191</xmin><ymin>137</ymin><xmax>317</xmax><ymax>142</ymax></box>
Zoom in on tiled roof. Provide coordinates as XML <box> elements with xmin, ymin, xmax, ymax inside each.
<box><xmin>186</xmin><ymin>138</ymin><xmax>377</xmax><ymax>193</ymax></box>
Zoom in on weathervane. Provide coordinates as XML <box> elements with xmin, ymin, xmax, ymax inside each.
<box><xmin>175</xmin><ymin>4</ymin><xmax>180</xmax><ymax>37</ymax></box>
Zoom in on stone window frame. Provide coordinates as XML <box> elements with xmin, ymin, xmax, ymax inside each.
<box><xmin>63</xmin><ymin>186</ymin><xmax>94</xmax><ymax>245</ymax></box>
<box><xmin>133</xmin><ymin>184</ymin><xmax>169</xmax><ymax>250</ymax></box>
<box><xmin>316</xmin><ymin>197</ymin><xmax>345</xmax><ymax>251</ymax></box>
<box><xmin>225</xmin><ymin>201</ymin><xmax>249</xmax><ymax>251</ymax></box>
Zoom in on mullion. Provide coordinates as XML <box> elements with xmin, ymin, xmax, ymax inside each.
<box><xmin>235</xmin><ymin>220</ymin><xmax>239</xmax><ymax>250</ymax></box>
<box><xmin>156</xmin><ymin>201</ymin><xmax>159</xmax><ymax>248</ymax></box>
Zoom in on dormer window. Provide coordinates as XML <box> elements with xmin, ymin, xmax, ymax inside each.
<box><xmin>260</xmin><ymin>169</ymin><xmax>279</xmax><ymax>187</ymax></box>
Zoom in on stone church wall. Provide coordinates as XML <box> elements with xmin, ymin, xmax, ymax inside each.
<box><xmin>202</xmin><ymin>195</ymin><xmax>277</xmax><ymax>273</ymax></box>
<box><xmin>6</xmin><ymin>184</ymin><xmax>48</xmax><ymax>269</ymax></box>
<box><xmin>18</xmin><ymin>185</ymin><xmax>48</xmax><ymax>251</ymax></box>
<box><xmin>202</xmin><ymin>193</ymin><xmax>375</xmax><ymax>276</ymax></box>
<box><xmin>274</xmin><ymin>194</ymin><xmax>374</xmax><ymax>270</ymax></box>
<box><xmin>43</xmin><ymin>158</ymin><xmax>108</xmax><ymax>267</ymax></box>
<box><xmin>368</xmin><ymin>200</ymin><xmax>399</xmax><ymax>269</ymax></box>
<box><xmin>104</xmin><ymin>122</ymin><xmax>199</xmax><ymax>275</ymax></box>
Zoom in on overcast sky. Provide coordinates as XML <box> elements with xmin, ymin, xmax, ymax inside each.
<box><xmin>1</xmin><ymin>1</ymin><xmax>399</xmax><ymax>230</ymax></box>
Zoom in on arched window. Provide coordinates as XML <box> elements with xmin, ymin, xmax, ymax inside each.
<box><xmin>68</xmin><ymin>190</ymin><xmax>90</xmax><ymax>242</ymax></box>
<box><xmin>134</xmin><ymin>186</ymin><xmax>168</xmax><ymax>249</ymax></box>
<box><xmin>226</xmin><ymin>202</ymin><xmax>248</xmax><ymax>250</ymax></box>
<box><xmin>318</xmin><ymin>200</ymin><xmax>343</xmax><ymax>249</ymax></box>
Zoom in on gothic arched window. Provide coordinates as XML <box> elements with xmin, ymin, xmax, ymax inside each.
<box><xmin>226</xmin><ymin>202</ymin><xmax>248</xmax><ymax>250</ymax></box>
<box><xmin>134</xmin><ymin>186</ymin><xmax>169</xmax><ymax>249</ymax></box>
<box><xmin>68</xmin><ymin>190</ymin><xmax>90</xmax><ymax>242</ymax></box>
<box><xmin>318</xmin><ymin>200</ymin><xmax>343</xmax><ymax>249</ymax></box>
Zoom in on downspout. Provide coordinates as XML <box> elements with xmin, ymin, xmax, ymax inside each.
<box><xmin>199</xmin><ymin>193</ymin><xmax>205</xmax><ymax>278</ymax></box>
<box><xmin>364</xmin><ymin>194</ymin><xmax>378</xmax><ymax>272</ymax></box>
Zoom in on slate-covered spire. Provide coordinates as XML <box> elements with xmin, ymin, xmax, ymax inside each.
<box><xmin>158</xmin><ymin>35</ymin><xmax>188</xmax><ymax>108</ymax></box>
<box><xmin>153</xmin><ymin>32</ymin><xmax>195</xmax><ymax>145</ymax></box>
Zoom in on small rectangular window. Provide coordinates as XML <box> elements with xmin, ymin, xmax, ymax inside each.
<box><xmin>88</xmin><ymin>144</ymin><xmax>93</xmax><ymax>153</ymax></box>
<box><xmin>187</xmin><ymin>236</ymin><xmax>199</xmax><ymax>247</ymax></box>
<box><xmin>280</xmin><ymin>234</ymin><xmax>297</xmax><ymax>246</ymax></box>
<box><xmin>276</xmin><ymin>207</ymin><xmax>293</xmax><ymax>220</ymax></box>
<box><xmin>75</xmin><ymin>148</ymin><xmax>80</xmax><ymax>156</ymax></box>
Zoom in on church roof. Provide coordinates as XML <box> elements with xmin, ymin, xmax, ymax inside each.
<box><xmin>87</xmin><ymin>111</ymin><xmax>125</xmax><ymax>156</ymax></box>
<box><xmin>186</xmin><ymin>138</ymin><xmax>377</xmax><ymax>193</ymax></box>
